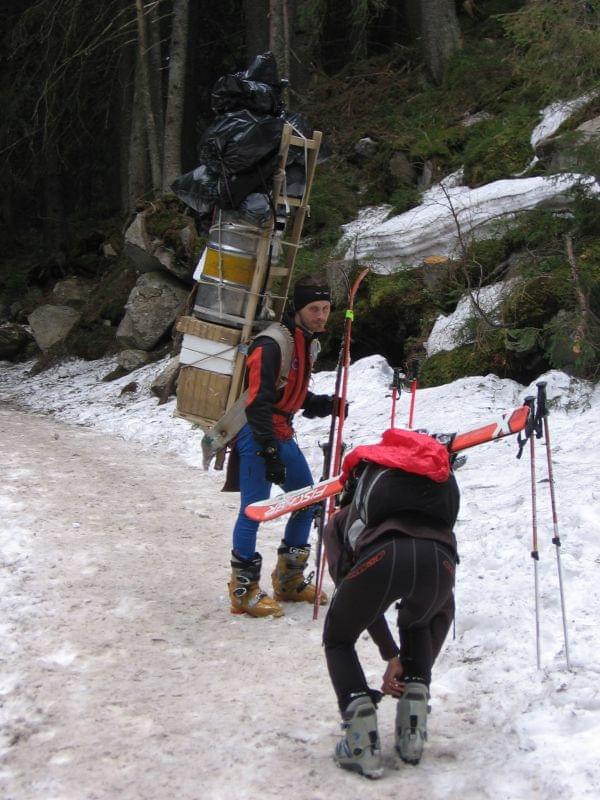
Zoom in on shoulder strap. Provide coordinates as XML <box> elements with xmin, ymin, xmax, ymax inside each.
<box><xmin>200</xmin><ymin>323</ymin><xmax>295</xmax><ymax>468</ymax></box>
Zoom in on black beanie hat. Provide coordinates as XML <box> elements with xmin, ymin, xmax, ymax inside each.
<box><xmin>293</xmin><ymin>284</ymin><xmax>331</xmax><ymax>312</ymax></box>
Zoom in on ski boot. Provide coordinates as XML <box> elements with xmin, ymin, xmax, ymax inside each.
<box><xmin>228</xmin><ymin>552</ymin><xmax>284</xmax><ymax>618</ymax></box>
<box><xmin>395</xmin><ymin>680</ymin><xmax>429</xmax><ymax>765</ymax></box>
<box><xmin>271</xmin><ymin>543</ymin><xmax>328</xmax><ymax>605</ymax></box>
<box><xmin>334</xmin><ymin>694</ymin><xmax>383</xmax><ymax>779</ymax></box>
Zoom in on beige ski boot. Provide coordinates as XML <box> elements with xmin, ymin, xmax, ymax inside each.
<box><xmin>228</xmin><ymin>552</ymin><xmax>284</xmax><ymax>618</ymax></box>
<box><xmin>271</xmin><ymin>543</ymin><xmax>328</xmax><ymax>605</ymax></box>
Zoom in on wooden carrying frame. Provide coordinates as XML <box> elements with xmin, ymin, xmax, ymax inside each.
<box><xmin>223</xmin><ymin>122</ymin><xmax>322</xmax><ymax>413</ymax></box>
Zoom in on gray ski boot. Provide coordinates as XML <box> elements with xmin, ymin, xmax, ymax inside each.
<box><xmin>334</xmin><ymin>694</ymin><xmax>383</xmax><ymax>779</ymax></box>
<box><xmin>395</xmin><ymin>681</ymin><xmax>429</xmax><ymax>765</ymax></box>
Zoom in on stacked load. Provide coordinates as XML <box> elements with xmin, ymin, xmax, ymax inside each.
<box><xmin>172</xmin><ymin>52</ymin><xmax>326</xmax><ymax>426</ymax></box>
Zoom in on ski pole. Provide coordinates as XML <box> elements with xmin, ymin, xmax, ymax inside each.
<box><xmin>524</xmin><ymin>395</ymin><xmax>542</xmax><ymax>670</ymax></box>
<box><xmin>536</xmin><ymin>381</ymin><xmax>571</xmax><ymax>671</ymax></box>
<box><xmin>312</xmin><ymin>311</ymin><xmax>346</xmax><ymax>620</ymax></box>
<box><xmin>408</xmin><ymin>359</ymin><xmax>419</xmax><ymax>429</ymax></box>
<box><xmin>314</xmin><ymin>266</ymin><xmax>370</xmax><ymax>619</ymax></box>
<box><xmin>390</xmin><ymin>368</ymin><xmax>402</xmax><ymax>429</ymax></box>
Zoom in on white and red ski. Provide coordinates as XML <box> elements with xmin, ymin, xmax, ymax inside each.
<box><xmin>245</xmin><ymin>404</ymin><xmax>531</xmax><ymax>522</ymax></box>
<box><xmin>245</xmin><ymin>475</ymin><xmax>344</xmax><ymax>522</ymax></box>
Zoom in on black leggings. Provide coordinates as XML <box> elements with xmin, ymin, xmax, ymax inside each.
<box><xmin>323</xmin><ymin>536</ymin><xmax>456</xmax><ymax>711</ymax></box>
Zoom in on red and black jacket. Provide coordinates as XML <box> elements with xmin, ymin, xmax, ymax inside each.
<box><xmin>245</xmin><ymin>314</ymin><xmax>319</xmax><ymax>445</ymax></box>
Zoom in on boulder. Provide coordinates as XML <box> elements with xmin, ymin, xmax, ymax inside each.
<box><xmin>354</xmin><ymin>137</ymin><xmax>378</xmax><ymax>157</ymax></box>
<box><xmin>116</xmin><ymin>271</ymin><xmax>189</xmax><ymax>351</ymax></box>
<box><xmin>150</xmin><ymin>355</ymin><xmax>180</xmax><ymax>401</ymax></box>
<box><xmin>534</xmin><ymin>115</ymin><xmax>600</xmax><ymax>172</ymax></box>
<box><xmin>117</xmin><ymin>348</ymin><xmax>153</xmax><ymax>372</ymax></box>
<box><xmin>388</xmin><ymin>152</ymin><xmax>416</xmax><ymax>185</ymax></box>
<box><xmin>123</xmin><ymin>213</ymin><xmax>163</xmax><ymax>273</ymax></box>
<box><xmin>27</xmin><ymin>305</ymin><xmax>81</xmax><ymax>351</ymax></box>
<box><xmin>51</xmin><ymin>276</ymin><xmax>94</xmax><ymax>308</ymax></box>
<box><xmin>0</xmin><ymin>323</ymin><xmax>34</xmax><ymax>361</ymax></box>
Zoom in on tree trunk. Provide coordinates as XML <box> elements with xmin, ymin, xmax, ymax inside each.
<box><xmin>44</xmin><ymin>142</ymin><xmax>66</xmax><ymax>255</ymax></box>
<box><xmin>414</xmin><ymin>0</ymin><xmax>462</xmax><ymax>85</ymax></box>
<box><xmin>127</xmin><ymin>52</ymin><xmax>150</xmax><ymax>211</ymax></box>
<box><xmin>269</xmin><ymin>0</ymin><xmax>289</xmax><ymax>80</ymax></box>
<box><xmin>147</xmin><ymin>0</ymin><xmax>165</xmax><ymax>155</ymax></box>
<box><xmin>162</xmin><ymin>0</ymin><xmax>189</xmax><ymax>193</ymax></box>
<box><xmin>135</xmin><ymin>0</ymin><xmax>162</xmax><ymax>191</ymax></box>
<box><xmin>244</xmin><ymin>0</ymin><xmax>269</xmax><ymax>63</ymax></box>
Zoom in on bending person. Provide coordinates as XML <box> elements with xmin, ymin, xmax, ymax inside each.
<box><xmin>322</xmin><ymin>428</ymin><xmax>460</xmax><ymax>778</ymax></box>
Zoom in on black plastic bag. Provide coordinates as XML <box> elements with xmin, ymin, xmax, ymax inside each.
<box><xmin>284</xmin><ymin>111</ymin><xmax>332</xmax><ymax>165</ymax></box>
<box><xmin>211</xmin><ymin>51</ymin><xmax>286</xmax><ymax>116</ymax></box>
<box><xmin>211</xmin><ymin>74</ymin><xmax>283</xmax><ymax>116</ymax></box>
<box><xmin>217</xmin><ymin>152</ymin><xmax>279</xmax><ymax>210</ymax></box>
<box><xmin>199</xmin><ymin>110</ymin><xmax>284</xmax><ymax>176</ymax></box>
<box><xmin>171</xmin><ymin>165</ymin><xmax>219</xmax><ymax>215</ymax></box>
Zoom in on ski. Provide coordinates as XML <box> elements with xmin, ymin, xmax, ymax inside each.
<box><xmin>245</xmin><ymin>404</ymin><xmax>531</xmax><ymax>522</ymax></box>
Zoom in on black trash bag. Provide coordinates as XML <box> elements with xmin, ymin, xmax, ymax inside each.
<box><xmin>238</xmin><ymin>192</ymin><xmax>273</xmax><ymax>226</ymax></box>
<box><xmin>245</xmin><ymin>51</ymin><xmax>283</xmax><ymax>87</ymax></box>
<box><xmin>211</xmin><ymin>74</ymin><xmax>283</xmax><ymax>116</ymax></box>
<box><xmin>211</xmin><ymin>51</ymin><xmax>287</xmax><ymax>116</ymax></box>
<box><xmin>171</xmin><ymin>164</ymin><xmax>219</xmax><ymax>215</ymax></box>
<box><xmin>284</xmin><ymin>162</ymin><xmax>306</xmax><ymax>199</ymax></box>
<box><xmin>199</xmin><ymin>110</ymin><xmax>284</xmax><ymax>176</ymax></box>
<box><xmin>284</xmin><ymin>111</ymin><xmax>332</xmax><ymax>165</ymax></box>
<box><xmin>217</xmin><ymin>151</ymin><xmax>280</xmax><ymax>210</ymax></box>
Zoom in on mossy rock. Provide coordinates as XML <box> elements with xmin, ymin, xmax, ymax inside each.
<box><xmin>420</xmin><ymin>339</ymin><xmax>509</xmax><ymax>388</ymax></box>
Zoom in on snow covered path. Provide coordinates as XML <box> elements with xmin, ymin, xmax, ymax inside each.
<box><xmin>1</xmin><ymin>357</ymin><xmax>600</xmax><ymax>799</ymax></box>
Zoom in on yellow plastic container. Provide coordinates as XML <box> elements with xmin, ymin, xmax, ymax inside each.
<box><xmin>203</xmin><ymin>243</ymin><xmax>256</xmax><ymax>286</ymax></box>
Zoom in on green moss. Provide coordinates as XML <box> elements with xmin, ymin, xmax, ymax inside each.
<box><xmin>463</xmin><ymin>107</ymin><xmax>536</xmax><ymax>186</ymax></box>
<box><xmin>420</xmin><ymin>337</ymin><xmax>509</xmax><ymax>388</ymax></box>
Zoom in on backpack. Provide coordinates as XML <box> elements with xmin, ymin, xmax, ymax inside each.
<box><xmin>200</xmin><ymin>322</ymin><xmax>294</xmax><ymax>468</ymax></box>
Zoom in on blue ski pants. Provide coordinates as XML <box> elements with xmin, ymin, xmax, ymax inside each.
<box><xmin>232</xmin><ymin>424</ymin><xmax>315</xmax><ymax>560</ymax></box>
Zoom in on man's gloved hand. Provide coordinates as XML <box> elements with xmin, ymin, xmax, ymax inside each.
<box><xmin>258</xmin><ymin>444</ymin><xmax>286</xmax><ymax>485</ymax></box>
<box><xmin>302</xmin><ymin>394</ymin><xmax>350</xmax><ymax>419</ymax></box>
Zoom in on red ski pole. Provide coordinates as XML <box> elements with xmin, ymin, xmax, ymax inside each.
<box><xmin>524</xmin><ymin>395</ymin><xmax>542</xmax><ymax>670</ymax></box>
<box><xmin>407</xmin><ymin>360</ymin><xmax>419</xmax><ymax>429</ymax></box>
<box><xmin>313</xmin><ymin>267</ymin><xmax>369</xmax><ymax>618</ymax></box>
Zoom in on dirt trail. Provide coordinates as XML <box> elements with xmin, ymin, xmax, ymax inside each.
<box><xmin>0</xmin><ymin>406</ymin><xmax>419</xmax><ymax>800</ymax></box>
<box><xmin>0</xmin><ymin>405</ymin><xmax>246</xmax><ymax>798</ymax></box>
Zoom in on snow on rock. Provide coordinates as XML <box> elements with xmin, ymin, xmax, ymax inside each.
<box><xmin>426</xmin><ymin>281</ymin><xmax>514</xmax><ymax>356</ymax></box>
<box><xmin>530</xmin><ymin>93</ymin><xmax>597</xmax><ymax>148</ymax></box>
<box><xmin>342</xmin><ymin>174</ymin><xmax>600</xmax><ymax>271</ymax></box>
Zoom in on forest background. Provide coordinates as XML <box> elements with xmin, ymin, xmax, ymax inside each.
<box><xmin>1</xmin><ymin>0</ymin><xmax>599</xmax><ymax>386</ymax></box>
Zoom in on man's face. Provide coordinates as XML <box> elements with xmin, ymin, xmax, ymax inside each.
<box><xmin>295</xmin><ymin>301</ymin><xmax>331</xmax><ymax>333</ymax></box>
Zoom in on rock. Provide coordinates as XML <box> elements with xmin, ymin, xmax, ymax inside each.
<box><xmin>388</xmin><ymin>152</ymin><xmax>416</xmax><ymax>184</ymax></box>
<box><xmin>417</xmin><ymin>161</ymin><xmax>435</xmax><ymax>191</ymax></box>
<box><xmin>27</xmin><ymin>305</ymin><xmax>81</xmax><ymax>351</ymax></box>
<box><xmin>0</xmin><ymin>323</ymin><xmax>34</xmax><ymax>361</ymax></box>
<box><xmin>354</xmin><ymin>137</ymin><xmax>378</xmax><ymax>157</ymax></box>
<box><xmin>535</xmin><ymin>115</ymin><xmax>600</xmax><ymax>172</ymax></box>
<box><xmin>150</xmin><ymin>356</ymin><xmax>180</xmax><ymax>402</ymax></box>
<box><xmin>123</xmin><ymin>213</ymin><xmax>163</xmax><ymax>273</ymax></box>
<box><xmin>102</xmin><ymin>241</ymin><xmax>118</xmax><ymax>258</ymax></box>
<box><xmin>51</xmin><ymin>277</ymin><xmax>93</xmax><ymax>309</ymax></box>
<box><xmin>116</xmin><ymin>271</ymin><xmax>189</xmax><ymax>351</ymax></box>
<box><xmin>460</xmin><ymin>111</ymin><xmax>492</xmax><ymax>127</ymax></box>
<box><xmin>117</xmin><ymin>348</ymin><xmax>152</xmax><ymax>372</ymax></box>
<box><xmin>421</xmin><ymin>255</ymin><xmax>450</xmax><ymax>292</ymax></box>
<box><xmin>119</xmin><ymin>381</ymin><xmax>138</xmax><ymax>395</ymax></box>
